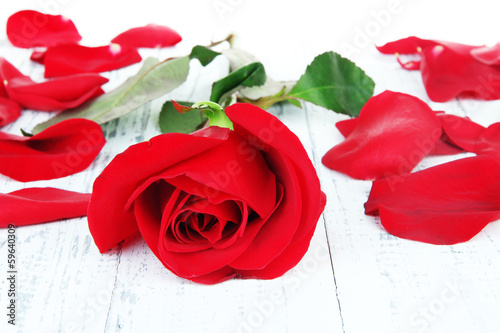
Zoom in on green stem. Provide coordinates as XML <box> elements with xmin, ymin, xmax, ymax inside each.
<box><xmin>206</xmin><ymin>34</ymin><xmax>234</xmax><ymax>48</ymax></box>
<box><xmin>191</xmin><ymin>101</ymin><xmax>233</xmax><ymax>130</ymax></box>
<box><xmin>238</xmin><ymin>94</ymin><xmax>300</xmax><ymax>110</ymax></box>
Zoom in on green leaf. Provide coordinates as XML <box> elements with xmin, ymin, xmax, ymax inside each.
<box><xmin>159</xmin><ymin>101</ymin><xmax>207</xmax><ymax>134</ymax></box>
<box><xmin>288</xmin><ymin>51</ymin><xmax>374</xmax><ymax>117</ymax></box>
<box><xmin>221</xmin><ymin>48</ymin><xmax>259</xmax><ymax>71</ymax></box>
<box><xmin>237</xmin><ymin>86</ymin><xmax>299</xmax><ymax>110</ymax></box>
<box><xmin>210</xmin><ymin>62</ymin><xmax>266</xmax><ymax>105</ymax></box>
<box><xmin>221</xmin><ymin>48</ymin><xmax>297</xmax><ymax>109</ymax></box>
<box><xmin>33</xmin><ymin>56</ymin><xmax>190</xmax><ymax>134</ymax></box>
<box><xmin>189</xmin><ymin>45</ymin><xmax>221</xmax><ymax>66</ymax></box>
<box><xmin>20</xmin><ymin>128</ymin><xmax>33</xmax><ymax>137</ymax></box>
<box><xmin>222</xmin><ymin>49</ymin><xmax>295</xmax><ymax>100</ymax></box>
<box><xmin>238</xmin><ymin>79</ymin><xmax>296</xmax><ymax>102</ymax></box>
<box><xmin>286</xmin><ymin>98</ymin><xmax>302</xmax><ymax>108</ymax></box>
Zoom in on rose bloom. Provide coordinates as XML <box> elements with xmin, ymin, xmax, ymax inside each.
<box><xmin>88</xmin><ymin>103</ymin><xmax>326</xmax><ymax>284</ymax></box>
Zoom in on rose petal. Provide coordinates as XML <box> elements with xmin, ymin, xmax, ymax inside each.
<box><xmin>236</xmin><ymin>224</ymin><xmax>318</xmax><ymax>280</ymax></box>
<box><xmin>0</xmin><ymin>97</ymin><xmax>22</xmax><ymax>126</ymax></box>
<box><xmin>376</xmin><ymin>36</ymin><xmax>438</xmax><ymax>54</ymax></box>
<box><xmin>88</xmin><ymin>128</ymin><xmax>231</xmax><ymax>253</ymax></box>
<box><xmin>1</xmin><ymin>56</ymin><xmax>108</xmax><ymax>111</ymax></box>
<box><xmin>0</xmin><ymin>188</ymin><xmax>90</xmax><ymax>227</ymax></box>
<box><xmin>160</xmin><ymin>188</ymin><xmax>206</xmax><ymax>250</ymax></box>
<box><xmin>236</xmin><ymin>189</ymin><xmax>326</xmax><ymax>279</ymax></box>
<box><xmin>322</xmin><ymin>91</ymin><xmax>441</xmax><ymax>180</ymax></box>
<box><xmin>429</xmin><ymin>139</ymin><xmax>465</xmax><ymax>155</ymax></box>
<box><xmin>5</xmin><ymin>73</ymin><xmax>108</xmax><ymax>111</ymax></box>
<box><xmin>475</xmin><ymin>122</ymin><xmax>500</xmax><ymax>161</ymax></box>
<box><xmin>122</xmin><ymin>129</ymin><xmax>278</xmax><ymax>219</ymax></box>
<box><xmin>377</xmin><ymin>37</ymin><xmax>500</xmax><ymax>102</ymax></box>
<box><xmin>126</xmin><ymin>175</ymin><xmax>249</xmax><ymax>253</ymax></box>
<box><xmin>364</xmin><ymin>156</ymin><xmax>500</xmax><ymax>244</ymax></box>
<box><xmin>6</xmin><ymin>10</ymin><xmax>81</xmax><ymax>48</ymax></box>
<box><xmin>228</xmin><ymin>151</ymin><xmax>301</xmax><ymax>270</ymax></box>
<box><xmin>176</xmin><ymin>201</ymin><xmax>242</xmax><ymax>248</ymax></box>
<box><xmin>159</xmin><ymin>129</ymin><xmax>278</xmax><ymax>218</ymax></box>
<box><xmin>396</xmin><ymin>55</ymin><xmax>421</xmax><ymax>70</ymax></box>
<box><xmin>226</xmin><ymin>103</ymin><xmax>326</xmax><ymax>278</ymax></box>
<box><xmin>158</xmin><ymin>186</ymin><xmax>210</xmax><ymax>251</ymax></box>
<box><xmin>0</xmin><ymin>57</ymin><xmax>24</xmax><ymax>102</ymax></box>
<box><xmin>111</xmin><ymin>24</ymin><xmax>182</xmax><ymax>48</ymax></box>
<box><xmin>122</xmin><ymin>129</ymin><xmax>280</xmax><ymax>278</ymax></box>
<box><xmin>420</xmin><ymin>44</ymin><xmax>500</xmax><ymax>102</ymax></box>
<box><xmin>437</xmin><ymin>113</ymin><xmax>485</xmax><ymax>153</ymax></box>
<box><xmin>0</xmin><ymin>84</ymin><xmax>6</xmax><ymax>100</ymax></box>
<box><xmin>335</xmin><ymin>117</ymin><xmax>358</xmax><ymax>137</ymax></box>
<box><xmin>30</xmin><ymin>50</ymin><xmax>46</xmax><ymax>64</ymax></box>
<box><xmin>134</xmin><ymin>181</ymin><xmax>271</xmax><ymax>279</ymax></box>
<box><xmin>0</xmin><ymin>118</ymin><xmax>105</xmax><ymax>181</ymax></box>
<box><xmin>337</xmin><ymin>113</ymin><xmax>480</xmax><ymax>156</ymax></box>
<box><xmin>187</xmin><ymin>266</ymin><xmax>238</xmax><ymax>284</ymax></box>
<box><xmin>164</xmin><ymin>178</ymin><xmax>252</xmax><ymax>251</ymax></box>
<box><xmin>227</xmin><ymin>103</ymin><xmax>324</xmax><ymax>242</ymax></box>
<box><xmin>188</xmin><ymin>132</ymin><xmax>276</xmax><ymax>214</ymax></box>
<box><xmin>470</xmin><ymin>43</ymin><xmax>500</xmax><ymax>65</ymax></box>
<box><xmin>0</xmin><ymin>57</ymin><xmax>25</xmax><ymax>85</ymax></box>
<box><xmin>43</xmin><ymin>43</ymin><xmax>142</xmax><ymax>78</ymax></box>
<box><xmin>161</xmin><ymin>192</ymin><xmax>246</xmax><ymax>251</ymax></box>
<box><xmin>376</xmin><ymin>36</ymin><xmax>475</xmax><ymax>55</ymax></box>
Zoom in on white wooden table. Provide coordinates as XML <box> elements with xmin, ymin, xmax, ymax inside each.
<box><xmin>2</xmin><ymin>1</ymin><xmax>500</xmax><ymax>332</ymax></box>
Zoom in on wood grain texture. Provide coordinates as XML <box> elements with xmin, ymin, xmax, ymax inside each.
<box><xmin>1</xmin><ymin>11</ymin><xmax>500</xmax><ymax>333</ymax></box>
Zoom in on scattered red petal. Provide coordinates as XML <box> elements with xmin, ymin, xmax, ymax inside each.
<box><xmin>0</xmin><ymin>84</ymin><xmax>6</xmax><ymax>99</ymax></box>
<box><xmin>336</xmin><ymin>112</ymin><xmax>476</xmax><ymax>156</ymax></box>
<box><xmin>0</xmin><ymin>118</ymin><xmax>106</xmax><ymax>181</ymax></box>
<box><xmin>376</xmin><ymin>36</ymin><xmax>438</xmax><ymax>54</ymax></box>
<box><xmin>1</xmin><ymin>56</ymin><xmax>108</xmax><ymax>111</ymax></box>
<box><xmin>470</xmin><ymin>43</ymin><xmax>500</xmax><ymax>65</ymax></box>
<box><xmin>0</xmin><ymin>57</ymin><xmax>22</xmax><ymax>101</ymax></box>
<box><xmin>322</xmin><ymin>91</ymin><xmax>441</xmax><ymax>180</ymax></box>
<box><xmin>429</xmin><ymin>139</ymin><xmax>464</xmax><ymax>155</ymax></box>
<box><xmin>364</xmin><ymin>156</ymin><xmax>500</xmax><ymax>245</ymax></box>
<box><xmin>6</xmin><ymin>10</ymin><xmax>81</xmax><ymax>48</ymax></box>
<box><xmin>475</xmin><ymin>122</ymin><xmax>500</xmax><ymax>161</ymax></box>
<box><xmin>395</xmin><ymin>53</ymin><xmax>421</xmax><ymax>70</ymax></box>
<box><xmin>0</xmin><ymin>97</ymin><xmax>22</xmax><ymax>126</ymax></box>
<box><xmin>111</xmin><ymin>24</ymin><xmax>182</xmax><ymax>48</ymax></box>
<box><xmin>43</xmin><ymin>43</ymin><xmax>142</xmax><ymax>78</ymax></box>
<box><xmin>377</xmin><ymin>36</ymin><xmax>474</xmax><ymax>55</ymax></box>
<box><xmin>0</xmin><ymin>57</ymin><xmax>24</xmax><ymax>82</ymax></box>
<box><xmin>5</xmin><ymin>73</ymin><xmax>108</xmax><ymax>111</ymax></box>
<box><xmin>30</xmin><ymin>50</ymin><xmax>46</xmax><ymax>64</ymax></box>
<box><xmin>377</xmin><ymin>37</ymin><xmax>500</xmax><ymax>102</ymax></box>
<box><xmin>437</xmin><ymin>113</ymin><xmax>485</xmax><ymax>153</ymax></box>
<box><xmin>0</xmin><ymin>187</ymin><xmax>90</xmax><ymax>227</ymax></box>
<box><xmin>334</xmin><ymin>117</ymin><xmax>358</xmax><ymax>137</ymax></box>
<box><xmin>420</xmin><ymin>44</ymin><xmax>500</xmax><ymax>102</ymax></box>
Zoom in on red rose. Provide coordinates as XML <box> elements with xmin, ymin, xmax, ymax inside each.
<box><xmin>88</xmin><ymin>103</ymin><xmax>326</xmax><ymax>284</ymax></box>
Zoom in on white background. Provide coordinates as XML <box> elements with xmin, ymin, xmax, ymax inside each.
<box><xmin>2</xmin><ymin>1</ymin><xmax>500</xmax><ymax>333</ymax></box>
<box><xmin>2</xmin><ymin>0</ymin><xmax>500</xmax><ymax>72</ymax></box>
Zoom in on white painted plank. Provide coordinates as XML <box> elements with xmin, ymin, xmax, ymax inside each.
<box><xmin>0</xmin><ymin>41</ymin><xmax>343</xmax><ymax>333</ymax></box>
<box><xmin>101</xmin><ymin>103</ymin><xmax>343</xmax><ymax>333</ymax></box>
<box><xmin>306</xmin><ymin>47</ymin><xmax>500</xmax><ymax>333</ymax></box>
<box><xmin>2</xmin><ymin>2</ymin><xmax>500</xmax><ymax>333</ymax></box>
<box><xmin>102</xmin><ymin>225</ymin><xmax>340</xmax><ymax>333</ymax></box>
